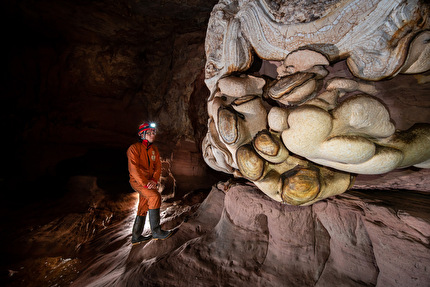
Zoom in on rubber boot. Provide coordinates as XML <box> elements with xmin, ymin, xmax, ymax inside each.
<box><xmin>148</xmin><ymin>208</ymin><xmax>174</xmax><ymax>240</ymax></box>
<box><xmin>131</xmin><ymin>215</ymin><xmax>152</xmax><ymax>245</ymax></box>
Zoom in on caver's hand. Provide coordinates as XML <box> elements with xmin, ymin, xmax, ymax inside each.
<box><xmin>146</xmin><ymin>180</ymin><xmax>158</xmax><ymax>190</ymax></box>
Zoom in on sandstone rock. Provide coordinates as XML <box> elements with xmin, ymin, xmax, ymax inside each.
<box><xmin>75</xmin><ymin>183</ymin><xmax>429</xmax><ymax>287</ymax></box>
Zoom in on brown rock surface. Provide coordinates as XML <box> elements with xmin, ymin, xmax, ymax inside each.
<box><xmin>3</xmin><ymin>0</ymin><xmax>218</xmax><ymax>184</ymax></box>
<box><xmin>69</xmin><ymin>182</ymin><xmax>429</xmax><ymax>287</ymax></box>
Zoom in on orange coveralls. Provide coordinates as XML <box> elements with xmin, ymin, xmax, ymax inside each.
<box><xmin>127</xmin><ymin>141</ymin><xmax>162</xmax><ymax>216</ymax></box>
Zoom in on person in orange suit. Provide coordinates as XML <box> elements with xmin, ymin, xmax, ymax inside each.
<box><xmin>127</xmin><ymin>122</ymin><xmax>173</xmax><ymax>245</ymax></box>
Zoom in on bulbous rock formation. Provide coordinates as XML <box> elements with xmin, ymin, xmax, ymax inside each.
<box><xmin>202</xmin><ymin>0</ymin><xmax>430</xmax><ymax>205</ymax></box>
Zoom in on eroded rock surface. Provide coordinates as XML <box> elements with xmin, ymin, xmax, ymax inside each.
<box><xmin>72</xmin><ymin>182</ymin><xmax>430</xmax><ymax>287</ymax></box>
<box><xmin>202</xmin><ymin>0</ymin><xmax>430</xmax><ymax>205</ymax></box>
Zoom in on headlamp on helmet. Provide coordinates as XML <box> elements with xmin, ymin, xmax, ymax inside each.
<box><xmin>138</xmin><ymin>122</ymin><xmax>157</xmax><ymax>137</ymax></box>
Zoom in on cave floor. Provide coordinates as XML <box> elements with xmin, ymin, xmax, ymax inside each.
<box><xmin>1</xmin><ymin>178</ymin><xmax>429</xmax><ymax>287</ymax></box>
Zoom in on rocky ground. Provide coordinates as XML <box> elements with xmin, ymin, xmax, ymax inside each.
<box><xmin>2</xmin><ymin>173</ymin><xmax>429</xmax><ymax>287</ymax></box>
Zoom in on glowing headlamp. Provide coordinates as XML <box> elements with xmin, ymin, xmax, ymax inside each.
<box><xmin>138</xmin><ymin>122</ymin><xmax>157</xmax><ymax>137</ymax></box>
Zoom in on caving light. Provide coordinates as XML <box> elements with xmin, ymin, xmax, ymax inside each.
<box><xmin>138</xmin><ymin>122</ymin><xmax>157</xmax><ymax>136</ymax></box>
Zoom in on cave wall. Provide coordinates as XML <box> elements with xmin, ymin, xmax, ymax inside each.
<box><xmin>2</xmin><ymin>0</ymin><xmax>430</xmax><ymax>198</ymax></box>
<box><xmin>2</xmin><ymin>0</ymin><xmax>220</xmax><ymax>197</ymax></box>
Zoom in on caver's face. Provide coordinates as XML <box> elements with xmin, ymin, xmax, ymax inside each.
<box><xmin>144</xmin><ymin>130</ymin><xmax>156</xmax><ymax>143</ymax></box>
<box><xmin>201</xmin><ymin>0</ymin><xmax>430</xmax><ymax>206</ymax></box>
